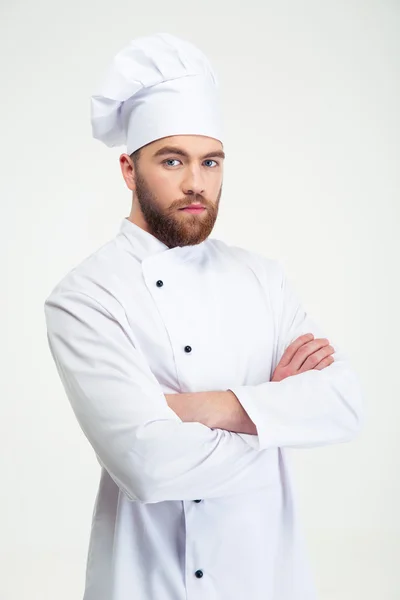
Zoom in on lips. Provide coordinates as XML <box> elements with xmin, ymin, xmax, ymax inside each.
<box><xmin>180</xmin><ymin>205</ymin><xmax>206</xmax><ymax>210</ymax></box>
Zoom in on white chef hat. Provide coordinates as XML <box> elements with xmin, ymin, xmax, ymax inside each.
<box><xmin>90</xmin><ymin>32</ymin><xmax>224</xmax><ymax>155</ymax></box>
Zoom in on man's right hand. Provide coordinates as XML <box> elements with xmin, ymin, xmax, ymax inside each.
<box><xmin>271</xmin><ymin>333</ymin><xmax>335</xmax><ymax>382</ymax></box>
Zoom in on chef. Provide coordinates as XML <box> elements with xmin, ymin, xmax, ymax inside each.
<box><xmin>44</xmin><ymin>32</ymin><xmax>364</xmax><ymax>600</ymax></box>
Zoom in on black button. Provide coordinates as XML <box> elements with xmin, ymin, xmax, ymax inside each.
<box><xmin>156</xmin><ymin>280</ymin><xmax>164</xmax><ymax>287</ymax></box>
<box><xmin>184</xmin><ymin>345</ymin><xmax>192</xmax><ymax>353</ymax></box>
<box><xmin>195</xmin><ymin>570</ymin><xmax>204</xmax><ymax>578</ymax></box>
<box><xmin>194</xmin><ymin>499</ymin><xmax>202</xmax><ymax>503</ymax></box>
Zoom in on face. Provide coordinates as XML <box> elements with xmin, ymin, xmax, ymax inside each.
<box><xmin>119</xmin><ymin>135</ymin><xmax>224</xmax><ymax>248</ymax></box>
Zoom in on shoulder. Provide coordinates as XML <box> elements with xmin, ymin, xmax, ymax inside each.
<box><xmin>44</xmin><ymin>235</ymin><xmax>126</xmax><ymax>314</ymax></box>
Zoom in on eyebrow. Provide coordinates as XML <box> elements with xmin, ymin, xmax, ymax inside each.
<box><xmin>152</xmin><ymin>145</ymin><xmax>226</xmax><ymax>160</ymax></box>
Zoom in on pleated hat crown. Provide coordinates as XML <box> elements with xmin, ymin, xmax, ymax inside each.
<box><xmin>90</xmin><ymin>32</ymin><xmax>224</xmax><ymax>155</ymax></box>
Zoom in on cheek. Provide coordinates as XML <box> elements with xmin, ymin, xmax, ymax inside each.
<box><xmin>150</xmin><ymin>169</ymin><xmax>174</xmax><ymax>190</ymax></box>
<box><xmin>150</xmin><ymin>170</ymin><xmax>179</xmax><ymax>195</ymax></box>
<box><xmin>210</xmin><ymin>173</ymin><xmax>223</xmax><ymax>195</ymax></box>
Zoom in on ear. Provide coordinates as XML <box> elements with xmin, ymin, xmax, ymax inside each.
<box><xmin>119</xmin><ymin>154</ymin><xmax>136</xmax><ymax>192</ymax></box>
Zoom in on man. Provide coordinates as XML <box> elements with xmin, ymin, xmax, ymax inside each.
<box><xmin>44</xmin><ymin>33</ymin><xmax>364</xmax><ymax>600</ymax></box>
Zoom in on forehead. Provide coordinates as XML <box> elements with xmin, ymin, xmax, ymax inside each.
<box><xmin>144</xmin><ymin>134</ymin><xmax>223</xmax><ymax>156</ymax></box>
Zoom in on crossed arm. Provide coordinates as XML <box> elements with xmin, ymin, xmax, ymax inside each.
<box><xmin>44</xmin><ymin>270</ymin><xmax>364</xmax><ymax>503</ymax></box>
<box><xmin>164</xmin><ymin>334</ymin><xmax>337</xmax><ymax>435</ymax></box>
<box><xmin>165</xmin><ymin>390</ymin><xmax>257</xmax><ymax>435</ymax></box>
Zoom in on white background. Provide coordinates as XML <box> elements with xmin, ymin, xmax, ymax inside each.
<box><xmin>1</xmin><ymin>1</ymin><xmax>399</xmax><ymax>598</ymax></box>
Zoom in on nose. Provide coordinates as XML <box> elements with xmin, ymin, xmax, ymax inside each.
<box><xmin>182</xmin><ymin>166</ymin><xmax>205</xmax><ymax>196</ymax></box>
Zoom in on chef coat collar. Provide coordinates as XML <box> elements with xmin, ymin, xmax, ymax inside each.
<box><xmin>118</xmin><ymin>217</ymin><xmax>206</xmax><ymax>263</ymax></box>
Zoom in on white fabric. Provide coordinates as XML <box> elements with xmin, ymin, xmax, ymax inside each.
<box><xmin>90</xmin><ymin>32</ymin><xmax>224</xmax><ymax>155</ymax></box>
<box><xmin>44</xmin><ymin>218</ymin><xmax>364</xmax><ymax>600</ymax></box>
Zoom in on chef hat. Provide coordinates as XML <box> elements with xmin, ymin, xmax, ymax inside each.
<box><xmin>90</xmin><ymin>32</ymin><xmax>224</xmax><ymax>155</ymax></box>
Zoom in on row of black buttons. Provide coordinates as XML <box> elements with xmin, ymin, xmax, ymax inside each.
<box><xmin>158</xmin><ymin>279</ymin><xmax>203</xmax><ymax>579</ymax></box>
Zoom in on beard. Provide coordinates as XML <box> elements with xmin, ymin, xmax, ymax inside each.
<box><xmin>134</xmin><ymin>167</ymin><xmax>222</xmax><ymax>249</ymax></box>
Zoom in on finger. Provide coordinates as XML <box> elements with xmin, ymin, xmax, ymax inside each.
<box><xmin>313</xmin><ymin>356</ymin><xmax>335</xmax><ymax>370</ymax></box>
<box><xmin>297</xmin><ymin>344</ymin><xmax>335</xmax><ymax>373</ymax></box>
<box><xmin>278</xmin><ymin>333</ymin><xmax>315</xmax><ymax>367</ymax></box>
<box><xmin>291</xmin><ymin>338</ymin><xmax>330</xmax><ymax>371</ymax></box>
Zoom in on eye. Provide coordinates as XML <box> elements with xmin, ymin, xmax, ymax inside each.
<box><xmin>162</xmin><ymin>159</ymin><xmax>181</xmax><ymax>167</ymax></box>
<box><xmin>162</xmin><ymin>158</ymin><xmax>219</xmax><ymax>168</ymax></box>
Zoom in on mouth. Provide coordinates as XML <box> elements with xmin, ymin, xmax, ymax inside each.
<box><xmin>179</xmin><ymin>205</ymin><xmax>206</xmax><ymax>213</ymax></box>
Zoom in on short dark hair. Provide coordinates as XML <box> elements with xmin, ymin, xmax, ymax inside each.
<box><xmin>130</xmin><ymin>147</ymin><xmax>141</xmax><ymax>168</ymax></box>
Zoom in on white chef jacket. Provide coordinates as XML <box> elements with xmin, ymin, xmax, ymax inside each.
<box><xmin>44</xmin><ymin>217</ymin><xmax>364</xmax><ymax>600</ymax></box>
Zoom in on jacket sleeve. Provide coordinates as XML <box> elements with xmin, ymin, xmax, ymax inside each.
<box><xmin>44</xmin><ymin>289</ymin><xmax>272</xmax><ymax>504</ymax></box>
<box><xmin>228</xmin><ymin>260</ymin><xmax>365</xmax><ymax>451</ymax></box>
